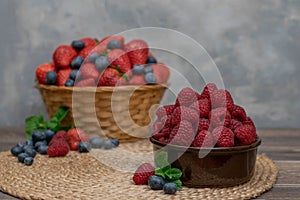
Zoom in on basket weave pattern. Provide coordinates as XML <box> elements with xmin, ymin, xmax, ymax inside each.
<box><xmin>36</xmin><ymin>84</ymin><xmax>167</xmax><ymax>142</ymax></box>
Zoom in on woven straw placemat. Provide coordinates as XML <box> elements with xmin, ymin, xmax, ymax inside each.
<box><xmin>0</xmin><ymin>140</ymin><xmax>278</xmax><ymax>200</ymax></box>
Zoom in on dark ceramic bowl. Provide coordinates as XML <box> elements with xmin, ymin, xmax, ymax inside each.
<box><xmin>150</xmin><ymin>137</ymin><xmax>261</xmax><ymax>188</ymax></box>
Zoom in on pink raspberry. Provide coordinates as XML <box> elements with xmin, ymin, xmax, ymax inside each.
<box><xmin>156</xmin><ymin>105</ymin><xmax>175</xmax><ymax>119</ymax></box>
<box><xmin>209</xmin><ymin>107</ymin><xmax>231</xmax><ymax>127</ymax></box>
<box><xmin>232</xmin><ymin>105</ymin><xmax>247</xmax><ymax>121</ymax></box>
<box><xmin>171</xmin><ymin>106</ymin><xmax>199</xmax><ymax>126</ymax></box>
<box><xmin>192</xmin><ymin>130</ymin><xmax>213</xmax><ymax>147</ymax></box>
<box><xmin>190</xmin><ymin>98</ymin><xmax>211</xmax><ymax>118</ymax></box>
<box><xmin>175</xmin><ymin>87</ymin><xmax>198</xmax><ymax>107</ymax></box>
<box><xmin>234</xmin><ymin>124</ymin><xmax>257</xmax><ymax>146</ymax></box>
<box><xmin>212</xmin><ymin>126</ymin><xmax>234</xmax><ymax>147</ymax></box>
<box><xmin>211</xmin><ymin>89</ymin><xmax>234</xmax><ymax>113</ymax></box>
<box><xmin>201</xmin><ymin>83</ymin><xmax>218</xmax><ymax>100</ymax></box>
<box><xmin>170</xmin><ymin>120</ymin><xmax>195</xmax><ymax>146</ymax></box>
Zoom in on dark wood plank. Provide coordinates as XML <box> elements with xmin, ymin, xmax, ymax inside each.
<box><xmin>275</xmin><ymin>161</ymin><xmax>300</xmax><ymax>184</ymax></box>
<box><xmin>259</xmin><ymin>186</ymin><xmax>300</xmax><ymax>200</ymax></box>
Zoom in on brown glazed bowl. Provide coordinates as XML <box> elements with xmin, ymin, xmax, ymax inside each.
<box><xmin>150</xmin><ymin>137</ymin><xmax>261</xmax><ymax>188</ymax></box>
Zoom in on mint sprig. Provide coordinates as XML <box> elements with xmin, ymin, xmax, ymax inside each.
<box><xmin>25</xmin><ymin>107</ymin><xmax>70</xmax><ymax>139</ymax></box>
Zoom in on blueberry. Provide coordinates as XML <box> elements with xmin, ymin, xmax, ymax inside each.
<box><xmin>32</xmin><ymin>131</ymin><xmax>46</xmax><ymax>143</ymax></box>
<box><xmin>110</xmin><ymin>138</ymin><xmax>120</xmax><ymax>147</ymax></box>
<box><xmin>78</xmin><ymin>142</ymin><xmax>91</xmax><ymax>153</ymax></box>
<box><xmin>163</xmin><ymin>182</ymin><xmax>178</xmax><ymax>194</ymax></box>
<box><xmin>65</xmin><ymin>79</ymin><xmax>74</xmax><ymax>87</ymax></box>
<box><xmin>45</xmin><ymin>129</ymin><xmax>55</xmax><ymax>143</ymax></box>
<box><xmin>22</xmin><ymin>145</ymin><xmax>34</xmax><ymax>153</ymax></box>
<box><xmin>17</xmin><ymin>142</ymin><xmax>25</xmax><ymax>148</ymax></box>
<box><xmin>34</xmin><ymin>140</ymin><xmax>47</xmax><ymax>149</ymax></box>
<box><xmin>24</xmin><ymin>157</ymin><xmax>34</xmax><ymax>166</ymax></box>
<box><xmin>37</xmin><ymin>145</ymin><xmax>48</xmax><ymax>155</ymax></box>
<box><xmin>146</xmin><ymin>56</ymin><xmax>157</xmax><ymax>64</ymax></box>
<box><xmin>90</xmin><ymin>137</ymin><xmax>104</xmax><ymax>148</ymax></box>
<box><xmin>103</xmin><ymin>140</ymin><xmax>114</xmax><ymax>149</ymax></box>
<box><xmin>71</xmin><ymin>56</ymin><xmax>84</xmax><ymax>69</ymax></box>
<box><xmin>25</xmin><ymin>139</ymin><xmax>34</xmax><ymax>146</ymax></box>
<box><xmin>148</xmin><ymin>175</ymin><xmax>166</xmax><ymax>190</ymax></box>
<box><xmin>95</xmin><ymin>56</ymin><xmax>109</xmax><ymax>71</ymax></box>
<box><xmin>71</xmin><ymin>40</ymin><xmax>85</xmax><ymax>51</ymax></box>
<box><xmin>132</xmin><ymin>65</ymin><xmax>144</xmax><ymax>75</ymax></box>
<box><xmin>107</xmin><ymin>40</ymin><xmax>121</xmax><ymax>49</ymax></box>
<box><xmin>143</xmin><ymin>65</ymin><xmax>154</xmax><ymax>74</ymax></box>
<box><xmin>11</xmin><ymin>146</ymin><xmax>23</xmax><ymax>156</ymax></box>
<box><xmin>24</xmin><ymin>148</ymin><xmax>36</xmax><ymax>158</ymax></box>
<box><xmin>144</xmin><ymin>73</ymin><xmax>157</xmax><ymax>84</ymax></box>
<box><xmin>88</xmin><ymin>53</ymin><xmax>101</xmax><ymax>63</ymax></box>
<box><xmin>18</xmin><ymin>153</ymin><xmax>28</xmax><ymax>163</ymax></box>
<box><xmin>45</xmin><ymin>71</ymin><xmax>57</xmax><ymax>85</ymax></box>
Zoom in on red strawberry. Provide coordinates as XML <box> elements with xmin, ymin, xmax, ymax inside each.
<box><xmin>175</xmin><ymin>87</ymin><xmax>198</xmax><ymax>107</ymax></box>
<box><xmin>80</xmin><ymin>63</ymin><xmax>99</xmax><ymax>80</ymax></box>
<box><xmin>35</xmin><ymin>63</ymin><xmax>56</xmax><ymax>84</ymax></box>
<box><xmin>98</xmin><ymin>68</ymin><xmax>122</xmax><ymax>86</ymax></box>
<box><xmin>152</xmin><ymin>63</ymin><xmax>170</xmax><ymax>83</ymax></box>
<box><xmin>53</xmin><ymin>45</ymin><xmax>77</xmax><ymax>69</ymax></box>
<box><xmin>170</xmin><ymin>120</ymin><xmax>195</xmax><ymax>146</ymax></box>
<box><xmin>212</xmin><ymin>126</ymin><xmax>234</xmax><ymax>147</ymax></box>
<box><xmin>209</xmin><ymin>107</ymin><xmax>231</xmax><ymax>127</ymax></box>
<box><xmin>190</xmin><ymin>98</ymin><xmax>211</xmax><ymax>118</ymax></box>
<box><xmin>47</xmin><ymin>141</ymin><xmax>69</xmax><ymax>157</ymax></box>
<box><xmin>66</xmin><ymin>128</ymin><xmax>90</xmax><ymax>151</ymax></box>
<box><xmin>75</xmin><ymin>78</ymin><xmax>96</xmax><ymax>87</ymax></box>
<box><xmin>128</xmin><ymin>75</ymin><xmax>146</xmax><ymax>85</ymax></box>
<box><xmin>125</xmin><ymin>39</ymin><xmax>148</xmax><ymax>65</ymax></box>
<box><xmin>78</xmin><ymin>46</ymin><xmax>95</xmax><ymax>59</ymax></box>
<box><xmin>107</xmin><ymin>49</ymin><xmax>131</xmax><ymax>73</ymax></box>
<box><xmin>57</xmin><ymin>68</ymin><xmax>72</xmax><ymax>86</ymax></box>
<box><xmin>148</xmin><ymin>51</ymin><xmax>155</xmax><ymax>57</ymax></box>
<box><xmin>234</xmin><ymin>124</ymin><xmax>257</xmax><ymax>146</ymax></box>
<box><xmin>132</xmin><ymin>163</ymin><xmax>155</xmax><ymax>185</ymax></box>
<box><xmin>211</xmin><ymin>89</ymin><xmax>234</xmax><ymax>113</ymax></box>
<box><xmin>192</xmin><ymin>130</ymin><xmax>214</xmax><ymax>147</ymax></box>
<box><xmin>99</xmin><ymin>35</ymin><xmax>125</xmax><ymax>49</ymax></box>
<box><xmin>80</xmin><ymin>37</ymin><xmax>98</xmax><ymax>47</ymax></box>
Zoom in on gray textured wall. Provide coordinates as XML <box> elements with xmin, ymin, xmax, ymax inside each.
<box><xmin>0</xmin><ymin>0</ymin><xmax>299</xmax><ymax>128</ymax></box>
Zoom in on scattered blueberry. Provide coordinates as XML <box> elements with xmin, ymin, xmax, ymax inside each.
<box><xmin>90</xmin><ymin>137</ymin><xmax>104</xmax><ymax>149</ymax></box>
<box><xmin>24</xmin><ymin>148</ymin><xmax>37</xmax><ymax>158</ymax></box>
<box><xmin>24</xmin><ymin>157</ymin><xmax>34</xmax><ymax>166</ymax></box>
<box><xmin>144</xmin><ymin>73</ymin><xmax>157</xmax><ymax>84</ymax></box>
<box><xmin>65</xmin><ymin>79</ymin><xmax>74</xmax><ymax>87</ymax></box>
<box><xmin>71</xmin><ymin>40</ymin><xmax>85</xmax><ymax>51</ymax></box>
<box><xmin>22</xmin><ymin>145</ymin><xmax>34</xmax><ymax>153</ymax></box>
<box><xmin>45</xmin><ymin>71</ymin><xmax>57</xmax><ymax>85</ymax></box>
<box><xmin>88</xmin><ymin>53</ymin><xmax>101</xmax><ymax>63</ymax></box>
<box><xmin>110</xmin><ymin>138</ymin><xmax>120</xmax><ymax>147</ymax></box>
<box><xmin>143</xmin><ymin>65</ymin><xmax>154</xmax><ymax>74</ymax></box>
<box><xmin>148</xmin><ymin>175</ymin><xmax>166</xmax><ymax>190</ymax></box>
<box><xmin>18</xmin><ymin>153</ymin><xmax>28</xmax><ymax>163</ymax></box>
<box><xmin>37</xmin><ymin>145</ymin><xmax>48</xmax><ymax>155</ymax></box>
<box><xmin>16</xmin><ymin>142</ymin><xmax>25</xmax><ymax>149</ymax></box>
<box><xmin>103</xmin><ymin>140</ymin><xmax>114</xmax><ymax>149</ymax></box>
<box><xmin>11</xmin><ymin>146</ymin><xmax>23</xmax><ymax>156</ymax></box>
<box><xmin>95</xmin><ymin>56</ymin><xmax>109</xmax><ymax>71</ymax></box>
<box><xmin>25</xmin><ymin>139</ymin><xmax>34</xmax><ymax>146</ymax></box>
<box><xmin>78</xmin><ymin>142</ymin><xmax>92</xmax><ymax>153</ymax></box>
<box><xmin>71</xmin><ymin>56</ymin><xmax>84</xmax><ymax>69</ymax></box>
<box><xmin>45</xmin><ymin>129</ymin><xmax>55</xmax><ymax>143</ymax></box>
<box><xmin>146</xmin><ymin>56</ymin><xmax>157</xmax><ymax>64</ymax></box>
<box><xmin>34</xmin><ymin>140</ymin><xmax>47</xmax><ymax>150</ymax></box>
<box><xmin>107</xmin><ymin>40</ymin><xmax>121</xmax><ymax>49</ymax></box>
<box><xmin>163</xmin><ymin>182</ymin><xmax>178</xmax><ymax>194</ymax></box>
<box><xmin>32</xmin><ymin>131</ymin><xmax>46</xmax><ymax>143</ymax></box>
<box><xmin>132</xmin><ymin>65</ymin><xmax>145</xmax><ymax>75</ymax></box>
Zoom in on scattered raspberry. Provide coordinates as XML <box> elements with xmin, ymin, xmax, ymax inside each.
<box><xmin>53</xmin><ymin>45</ymin><xmax>77</xmax><ymax>69</ymax></box>
<box><xmin>209</xmin><ymin>107</ymin><xmax>231</xmax><ymax>127</ymax></box>
<box><xmin>132</xmin><ymin>163</ymin><xmax>155</xmax><ymax>185</ymax></box>
<box><xmin>48</xmin><ymin>130</ymin><xmax>67</xmax><ymax>146</ymax></box>
<box><xmin>211</xmin><ymin>89</ymin><xmax>234</xmax><ymax>113</ymax></box>
<box><xmin>47</xmin><ymin>141</ymin><xmax>69</xmax><ymax>157</ymax></box>
<box><xmin>175</xmin><ymin>88</ymin><xmax>198</xmax><ymax>107</ymax></box>
<box><xmin>229</xmin><ymin>119</ymin><xmax>243</xmax><ymax>132</ymax></box>
<box><xmin>232</xmin><ymin>105</ymin><xmax>247</xmax><ymax>121</ymax></box>
<box><xmin>195</xmin><ymin>118</ymin><xmax>210</xmax><ymax>132</ymax></box>
<box><xmin>156</xmin><ymin>105</ymin><xmax>175</xmax><ymax>119</ymax></box>
<box><xmin>169</xmin><ymin>120</ymin><xmax>195</xmax><ymax>146</ymax></box>
<box><xmin>192</xmin><ymin>130</ymin><xmax>213</xmax><ymax>147</ymax></box>
<box><xmin>190</xmin><ymin>98</ymin><xmax>211</xmax><ymax>118</ymax></box>
<box><xmin>171</xmin><ymin>106</ymin><xmax>199</xmax><ymax>126</ymax></box>
<box><xmin>66</xmin><ymin>128</ymin><xmax>90</xmax><ymax>151</ymax></box>
<box><xmin>234</xmin><ymin>124</ymin><xmax>257</xmax><ymax>146</ymax></box>
<box><xmin>244</xmin><ymin>117</ymin><xmax>256</xmax><ymax>127</ymax></box>
<box><xmin>201</xmin><ymin>83</ymin><xmax>218</xmax><ymax>100</ymax></box>
<box><xmin>212</xmin><ymin>126</ymin><xmax>234</xmax><ymax>147</ymax></box>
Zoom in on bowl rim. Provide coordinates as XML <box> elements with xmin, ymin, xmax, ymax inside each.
<box><xmin>150</xmin><ymin>136</ymin><xmax>261</xmax><ymax>153</ymax></box>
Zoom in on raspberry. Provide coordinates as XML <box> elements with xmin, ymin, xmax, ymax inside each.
<box><xmin>169</xmin><ymin>120</ymin><xmax>195</xmax><ymax>146</ymax></box>
<box><xmin>152</xmin><ymin>116</ymin><xmax>172</xmax><ymax>140</ymax></box>
<box><xmin>212</xmin><ymin>126</ymin><xmax>234</xmax><ymax>147</ymax></box>
<box><xmin>244</xmin><ymin>117</ymin><xmax>256</xmax><ymax>128</ymax></box>
<box><xmin>211</xmin><ymin>89</ymin><xmax>234</xmax><ymax>113</ymax></box>
<box><xmin>156</xmin><ymin>105</ymin><xmax>175</xmax><ymax>119</ymax></box>
<box><xmin>158</xmin><ymin>137</ymin><xmax>169</xmax><ymax>144</ymax></box>
<box><xmin>48</xmin><ymin>131</ymin><xmax>67</xmax><ymax>146</ymax></box>
<box><xmin>192</xmin><ymin>130</ymin><xmax>213</xmax><ymax>147</ymax></box>
<box><xmin>175</xmin><ymin>87</ymin><xmax>198</xmax><ymax>107</ymax></box>
<box><xmin>195</xmin><ymin>118</ymin><xmax>210</xmax><ymax>132</ymax></box>
<box><xmin>229</xmin><ymin>119</ymin><xmax>243</xmax><ymax>132</ymax></box>
<box><xmin>67</xmin><ymin>128</ymin><xmax>90</xmax><ymax>151</ymax></box>
<box><xmin>190</xmin><ymin>98</ymin><xmax>211</xmax><ymax>118</ymax></box>
<box><xmin>234</xmin><ymin>124</ymin><xmax>257</xmax><ymax>146</ymax></box>
<box><xmin>201</xmin><ymin>83</ymin><xmax>218</xmax><ymax>100</ymax></box>
<box><xmin>171</xmin><ymin>106</ymin><xmax>199</xmax><ymax>126</ymax></box>
<box><xmin>209</xmin><ymin>107</ymin><xmax>231</xmax><ymax>127</ymax></box>
<box><xmin>47</xmin><ymin>140</ymin><xmax>69</xmax><ymax>157</ymax></box>
<box><xmin>232</xmin><ymin>105</ymin><xmax>247</xmax><ymax>121</ymax></box>
<box><xmin>132</xmin><ymin>163</ymin><xmax>155</xmax><ymax>185</ymax></box>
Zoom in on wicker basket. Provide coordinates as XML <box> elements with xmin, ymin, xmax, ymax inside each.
<box><xmin>36</xmin><ymin>84</ymin><xmax>167</xmax><ymax>142</ymax></box>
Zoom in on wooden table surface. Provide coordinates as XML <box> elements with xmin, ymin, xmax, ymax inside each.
<box><xmin>0</xmin><ymin>127</ymin><xmax>299</xmax><ymax>199</ymax></box>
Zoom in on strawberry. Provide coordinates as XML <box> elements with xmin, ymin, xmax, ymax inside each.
<box><xmin>99</xmin><ymin>35</ymin><xmax>125</xmax><ymax>49</ymax></box>
<box><xmin>35</xmin><ymin>63</ymin><xmax>56</xmax><ymax>84</ymax></box>
<box><xmin>75</xmin><ymin>78</ymin><xmax>96</xmax><ymax>87</ymax></box>
<box><xmin>53</xmin><ymin>45</ymin><xmax>77</xmax><ymax>69</ymax></box>
<box><xmin>80</xmin><ymin>37</ymin><xmax>98</xmax><ymax>47</ymax></box>
<box><xmin>57</xmin><ymin>68</ymin><xmax>72</xmax><ymax>86</ymax></box>
<box><xmin>78</xmin><ymin>46</ymin><xmax>95</xmax><ymax>59</ymax></box>
<box><xmin>132</xmin><ymin>163</ymin><xmax>155</xmax><ymax>185</ymax></box>
<box><xmin>148</xmin><ymin>51</ymin><xmax>155</xmax><ymax>57</ymax></box>
<box><xmin>98</xmin><ymin>68</ymin><xmax>122</xmax><ymax>86</ymax></box>
<box><xmin>152</xmin><ymin>63</ymin><xmax>170</xmax><ymax>83</ymax></box>
<box><xmin>128</xmin><ymin>75</ymin><xmax>146</xmax><ymax>85</ymax></box>
<box><xmin>125</xmin><ymin>39</ymin><xmax>148</xmax><ymax>65</ymax></box>
<box><xmin>107</xmin><ymin>49</ymin><xmax>131</xmax><ymax>73</ymax></box>
<box><xmin>66</xmin><ymin>128</ymin><xmax>90</xmax><ymax>151</ymax></box>
<box><xmin>80</xmin><ymin>63</ymin><xmax>99</xmax><ymax>80</ymax></box>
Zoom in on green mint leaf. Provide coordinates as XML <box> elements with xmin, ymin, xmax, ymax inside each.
<box><xmin>165</xmin><ymin>168</ymin><xmax>182</xmax><ymax>181</ymax></box>
<box><xmin>155</xmin><ymin>168</ymin><xmax>165</xmax><ymax>178</ymax></box>
<box><xmin>172</xmin><ymin>179</ymin><xmax>183</xmax><ymax>190</ymax></box>
<box><xmin>155</xmin><ymin>151</ymin><xmax>169</xmax><ymax>168</ymax></box>
<box><xmin>25</xmin><ymin>114</ymin><xmax>46</xmax><ymax>139</ymax></box>
<box><xmin>51</xmin><ymin>107</ymin><xmax>69</xmax><ymax>123</ymax></box>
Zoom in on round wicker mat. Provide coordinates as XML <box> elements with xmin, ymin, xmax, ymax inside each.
<box><xmin>0</xmin><ymin>140</ymin><xmax>278</xmax><ymax>200</ymax></box>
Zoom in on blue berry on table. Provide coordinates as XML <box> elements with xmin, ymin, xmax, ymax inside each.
<box><xmin>25</xmin><ymin>139</ymin><xmax>34</xmax><ymax>146</ymax></box>
<box><xmin>90</xmin><ymin>137</ymin><xmax>104</xmax><ymax>149</ymax></box>
<box><xmin>146</xmin><ymin>56</ymin><xmax>157</xmax><ymax>64</ymax></box>
<box><xmin>65</xmin><ymin>79</ymin><xmax>74</xmax><ymax>87</ymax></box>
<box><xmin>132</xmin><ymin>65</ymin><xmax>144</xmax><ymax>75</ymax></box>
<box><xmin>37</xmin><ymin>145</ymin><xmax>48</xmax><ymax>155</ymax></box>
<box><xmin>32</xmin><ymin>131</ymin><xmax>46</xmax><ymax>143</ymax></box>
<box><xmin>110</xmin><ymin>138</ymin><xmax>120</xmax><ymax>147</ymax></box>
<box><xmin>24</xmin><ymin>157</ymin><xmax>34</xmax><ymax>166</ymax></box>
<box><xmin>143</xmin><ymin>65</ymin><xmax>153</xmax><ymax>74</ymax></box>
<box><xmin>71</xmin><ymin>40</ymin><xmax>85</xmax><ymax>51</ymax></box>
<box><xmin>148</xmin><ymin>175</ymin><xmax>166</xmax><ymax>190</ymax></box>
<box><xmin>45</xmin><ymin>71</ymin><xmax>57</xmax><ymax>85</ymax></box>
<box><xmin>95</xmin><ymin>56</ymin><xmax>109</xmax><ymax>71</ymax></box>
<box><xmin>107</xmin><ymin>40</ymin><xmax>121</xmax><ymax>49</ymax></box>
<box><xmin>103</xmin><ymin>140</ymin><xmax>114</xmax><ymax>149</ymax></box>
<box><xmin>23</xmin><ymin>145</ymin><xmax>34</xmax><ymax>152</ymax></box>
<box><xmin>24</xmin><ymin>148</ymin><xmax>37</xmax><ymax>158</ymax></box>
<box><xmin>71</xmin><ymin>56</ymin><xmax>84</xmax><ymax>69</ymax></box>
<box><xmin>18</xmin><ymin>153</ymin><xmax>29</xmax><ymax>163</ymax></box>
<box><xmin>144</xmin><ymin>73</ymin><xmax>157</xmax><ymax>84</ymax></box>
<box><xmin>17</xmin><ymin>142</ymin><xmax>25</xmax><ymax>149</ymax></box>
<box><xmin>11</xmin><ymin>145</ymin><xmax>23</xmax><ymax>156</ymax></box>
<box><xmin>45</xmin><ymin>129</ymin><xmax>55</xmax><ymax>143</ymax></box>
<box><xmin>78</xmin><ymin>142</ymin><xmax>92</xmax><ymax>153</ymax></box>
<box><xmin>34</xmin><ymin>140</ymin><xmax>47</xmax><ymax>150</ymax></box>
<box><xmin>88</xmin><ymin>53</ymin><xmax>101</xmax><ymax>63</ymax></box>
<box><xmin>163</xmin><ymin>182</ymin><xmax>178</xmax><ymax>194</ymax></box>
